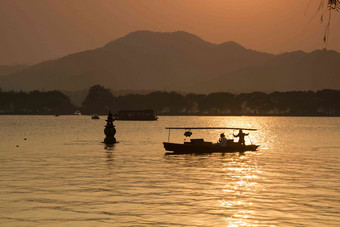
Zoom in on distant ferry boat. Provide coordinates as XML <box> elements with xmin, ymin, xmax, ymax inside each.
<box><xmin>74</xmin><ymin>110</ymin><xmax>81</xmax><ymax>115</ymax></box>
<box><xmin>114</xmin><ymin>109</ymin><xmax>158</xmax><ymax>121</ymax></box>
<box><xmin>91</xmin><ymin>114</ymin><xmax>100</xmax><ymax>119</ymax></box>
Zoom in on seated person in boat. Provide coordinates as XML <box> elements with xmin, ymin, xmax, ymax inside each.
<box><xmin>218</xmin><ymin>133</ymin><xmax>227</xmax><ymax>146</ymax></box>
<box><xmin>233</xmin><ymin>129</ymin><xmax>248</xmax><ymax>145</ymax></box>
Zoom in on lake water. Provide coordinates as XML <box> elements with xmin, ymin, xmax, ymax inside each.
<box><xmin>0</xmin><ymin>116</ymin><xmax>339</xmax><ymax>226</ymax></box>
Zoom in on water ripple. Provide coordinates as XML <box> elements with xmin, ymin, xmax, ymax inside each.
<box><xmin>0</xmin><ymin>116</ymin><xmax>340</xmax><ymax>226</ymax></box>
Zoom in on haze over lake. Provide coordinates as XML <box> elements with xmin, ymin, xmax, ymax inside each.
<box><xmin>1</xmin><ymin>0</ymin><xmax>340</xmax><ymax>226</ymax></box>
<box><xmin>1</xmin><ymin>116</ymin><xmax>339</xmax><ymax>226</ymax></box>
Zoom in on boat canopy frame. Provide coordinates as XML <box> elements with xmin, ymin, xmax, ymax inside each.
<box><xmin>165</xmin><ymin>127</ymin><xmax>257</xmax><ymax>142</ymax></box>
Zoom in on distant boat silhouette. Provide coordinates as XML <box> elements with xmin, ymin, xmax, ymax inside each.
<box><xmin>114</xmin><ymin>109</ymin><xmax>158</xmax><ymax>121</ymax></box>
<box><xmin>74</xmin><ymin>110</ymin><xmax>81</xmax><ymax>115</ymax></box>
<box><xmin>92</xmin><ymin>114</ymin><xmax>100</xmax><ymax>119</ymax></box>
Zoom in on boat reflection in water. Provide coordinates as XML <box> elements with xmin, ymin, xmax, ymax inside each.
<box><xmin>163</xmin><ymin>127</ymin><xmax>259</xmax><ymax>155</ymax></box>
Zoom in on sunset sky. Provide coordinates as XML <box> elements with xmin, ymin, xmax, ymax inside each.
<box><xmin>1</xmin><ymin>0</ymin><xmax>339</xmax><ymax>65</ymax></box>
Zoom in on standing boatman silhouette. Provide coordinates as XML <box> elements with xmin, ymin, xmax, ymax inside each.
<box><xmin>233</xmin><ymin>129</ymin><xmax>248</xmax><ymax>146</ymax></box>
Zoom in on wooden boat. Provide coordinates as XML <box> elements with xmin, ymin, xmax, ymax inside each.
<box><xmin>74</xmin><ymin>110</ymin><xmax>81</xmax><ymax>115</ymax></box>
<box><xmin>114</xmin><ymin>109</ymin><xmax>158</xmax><ymax>121</ymax></box>
<box><xmin>163</xmin><ymin>127</ymin><xmax>259</xmax><ymax>155</ymax></box>
<box><xmin>92</xmin><ymin>114</ymin><xmax>100</xmax><ymax>119</ymax></box>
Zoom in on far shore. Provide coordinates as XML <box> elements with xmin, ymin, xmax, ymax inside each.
<box><xmin>1</xmin><ymin>114</ymin><xmax>340</xmax><ymax>117</ymax></box>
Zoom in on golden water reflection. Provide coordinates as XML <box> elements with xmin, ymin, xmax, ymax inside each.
<box><xmin>219</xmin><ymin>155</ymin><xmax>263</xmax><ymax>226</ymax></box>
<box><xmin>3</xmin><ymin>116</ymin><xmax>338</xmax><ymax>226</ymax></box>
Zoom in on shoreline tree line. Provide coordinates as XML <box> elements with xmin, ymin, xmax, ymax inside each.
<box><xmin>1</xmin><ymin>84</ymin><xmax>340</xmax><ymax>116</ymax></box>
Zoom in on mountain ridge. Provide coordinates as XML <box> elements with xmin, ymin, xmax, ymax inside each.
<box><xmin>0</xmin><ymin>64</ymin><xmax>29</xmax><ymax>78</ymax></box>
<box><xmin>0</xmin><ymin>30</ymin><xmax>339</xmax><ymax>92</ymax></box>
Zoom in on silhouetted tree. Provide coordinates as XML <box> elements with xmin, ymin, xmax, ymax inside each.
<box><xmin>117</xmin><ymin>94</ymin><xmax>147</xmax><ymax>110</ymax></box>
<box><xmin>199</xmin><ymin>92</ymin><xmax>235</xmax><ymax>114</ymax></box>
<box><xmin>81</xmin><ymin>85</ymin><xmax>120</xmax><ymax>114</ymax></box>
<box><xmin>184</xmin><ymin>93</ymin><xmax>206</xmax><ymax>114</ymax></box>
<box><xmin>317</xmin><ymin>0</ymin><xmax>340</xmax><ymax>42</ymax></box>
<box><xmin>0</xmin><ymin>90</ymin><xmax>75</xmax><ymax>114</ymax></box>
<box><xmin>317</xmin><ymin>89</ymin><xmax>340</xmax><ymax>114</ymax></box>
<box><xmin>144</xmin><ymin>91</ymin><xmax>185</xmax><ymax>114</ymax></box>
<box><xmin>5</xmin><ymin>86</ymin><xmax>337</xmax><ymax>116</ymax></box>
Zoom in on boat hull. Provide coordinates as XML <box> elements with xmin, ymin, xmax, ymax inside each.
<box><xmin>114</xmin><ymin>109</ymin><xmax>157</xmax><ymax>121</ymax></box>
<box><xmin>163</xmin><ymin>142</ymin><xmax>259</xmax><ymax>154</ymax></box>
<box><xmin>114</xmin><ymin>117</ymin><xmax>157</xmax><ymax>121</ymax></box>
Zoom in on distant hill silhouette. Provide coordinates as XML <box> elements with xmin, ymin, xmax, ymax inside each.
<box><xmin>211</xmin><ymin>49</ymin><xmax>340</xmax><ymax>92</ymax></box>
<box><xmin>0</xmin><ymin>31</ymin><xmax>339</xmax><ymax>92</ymax></box>
<box><xmin>0</xmin><ymin>65</ymin><xmax>28</xmax><ymax>78</ymax></box>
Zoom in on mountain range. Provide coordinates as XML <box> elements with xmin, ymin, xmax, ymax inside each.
<box><xmin>0</xmin><ymin>31</ymin><xmax>339</xmax><ymax>93</ymax></box>
<box><xmin>0</xmin><ymin>65</ymin><xmax>28</xmax><ymax>78</ymax></box>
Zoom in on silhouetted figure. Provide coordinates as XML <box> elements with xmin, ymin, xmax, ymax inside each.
<box><xmin>104</xmin><ymin>110</ymin><xmax>116</xmax><ymax>144</ymax></box>
<box><xmin>233</xmin><ymin>129</ymin><xmax>248</xmax><ymax>146</ymax></box>
<box><xmin>219</xmin><ymin>133</ymin><xmax>227</xmax><ymax>146</ymax></box>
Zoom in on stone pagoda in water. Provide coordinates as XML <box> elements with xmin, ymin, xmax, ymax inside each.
<box><xmin>104</xmin><ymin>110</ymin><xmax>116</xmax><ymax>144</ymax></box>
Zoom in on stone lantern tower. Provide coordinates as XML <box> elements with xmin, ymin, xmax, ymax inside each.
<box><xmin>104</xmin><ymin>110</ymin><xmax>116</xmax><ymax>144</ymax></box>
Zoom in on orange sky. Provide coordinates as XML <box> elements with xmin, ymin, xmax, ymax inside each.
<box><xmin>0</xmin><ymin>0</ymin><xmax>339</xmax><ymax>65</ymax></box>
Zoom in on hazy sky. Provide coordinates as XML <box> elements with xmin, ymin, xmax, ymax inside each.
<box><xmin>1</xmin><ymin>0</ymin><xmax>339</xmax><ymax>65</ymax></box>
